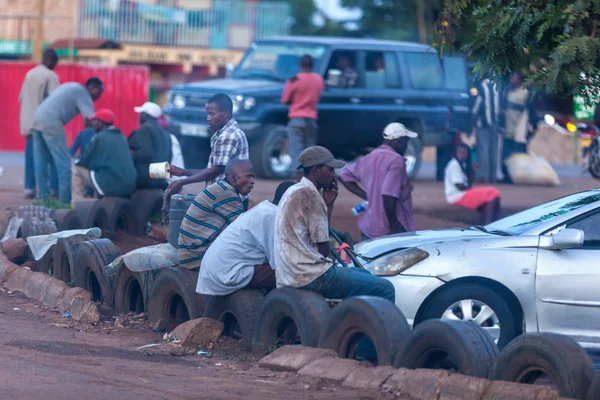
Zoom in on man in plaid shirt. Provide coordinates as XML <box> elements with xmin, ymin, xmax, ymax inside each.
<box><xmin>166</xmin><ymin>93</ymin><xmax>249</xmax><ymax>201</ymax></box>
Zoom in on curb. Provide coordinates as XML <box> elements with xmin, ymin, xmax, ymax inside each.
<box><xmin>260</xmin><ymin>346</ymin><xmax>567</xmax><ymax>400</ymax></box>
<box><xmin>0</xmin><ymin>249</ymin><xmax>100</xmax><ymax>323</ymax></box>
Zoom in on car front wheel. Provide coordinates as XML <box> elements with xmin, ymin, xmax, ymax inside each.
<box><xmin>419</xmin><ymin>283</ymin><xmax>522</xmax><ymax>349</ymax></box>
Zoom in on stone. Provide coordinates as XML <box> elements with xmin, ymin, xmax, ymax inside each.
<box><xmin>24</xmin><ymin>272</ymin><xmax>55</xmax><ymax>301</ymax></box>
<box><xmin>59</xmin><ymin>287</ymin><xmax>92</xmax><ymax>314</ymax></box>
<box><xmin>4</xmin><ymin>266</ymin><xmax>34</xmax><ymax>293</ymax></box>
<box><xmin>41</xmin><ymin>279</ymin><xmax>69</xmax><ymax>309</ymax></box>
<box><xmin>68</xmin><ymin>296</ymin><xmax>101</xmax><ymax>324</ymax></box>
<box><xmin>171</xmin><ymin>318</ymin><xmax>224</xmax><ymax>348</ymax></box>
<box><xmin>382</xmin><ymin>368</ymin><xmax>449</xmax><ymax>400</ymax></box>
<box><xmin>259</xmin><ymin>346</ymin><xmax>339</xmax><ymax>372</ymax></box>
<box><xmin>343</xmin><ymin>366</ymin><xmax>397</xmax><ymax>390</ymax></box>
<box><xmin>115</xmin><ymin>316</ymin><xmax>128</xmax><ymax>328</ymax></box>
<box><xmin>168</xmin><ymin>343</ymin><xmax>187</xmax><ymax>357</ymax></box>
<box><xmin>481</xmin><ymin>381</ymin><xmax>559</xmax><ymax>400</ymax></box>
<box><xmin>438</xmin><ymin>373</ymin><xmax>491</xmax><ymax>400</ymax></box>
<box><xmin>1</xmin><ymin>238</ymin><xmax>28</xmax><ymax>263</ymax></box>
<box><xmin>0</xmin><ymin>210</ymin><xmax>15</xmax><ymax>238</ymax></box>
<box><xmin>298</xmin><ymin>358</ymin><xmax>365</xmax><ymax>382</ymax></box>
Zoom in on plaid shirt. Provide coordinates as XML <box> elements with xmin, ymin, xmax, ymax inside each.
<box><xmin>207</xmin><ymin>118</ymin><xmax>249</xmax><ymax>185</ymax></box>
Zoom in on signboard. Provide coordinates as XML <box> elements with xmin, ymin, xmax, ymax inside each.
<box><xmin>0</xmin><ymin>40</ymin><xmax>31</xmax><ymax>55</ymax></box>
<box><xmin>574</xmin><ymin>95</ymin><xmax>598</xmax><ymax>121</ymax></box>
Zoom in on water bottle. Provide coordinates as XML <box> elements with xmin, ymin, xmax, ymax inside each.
<box><xmin>351</xmin><ymin>200</ymin><xmax>369</xmax><ymax>216</ymax></box>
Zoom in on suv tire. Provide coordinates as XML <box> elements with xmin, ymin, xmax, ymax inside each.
<box><xmin>405</xmin><ymin>136</ymin><xmax>423</xmax><ymax>180</ymax></box>
<box><xmin>250</xmin><ymin>124</ymin><xmax>294</xmax><ymax>179</ymax></box>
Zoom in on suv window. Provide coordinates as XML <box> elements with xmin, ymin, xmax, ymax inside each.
<box><xmin>404</xmin><ymin>52</ymin><xmax>444</xmax><ymax>90</ymax></box>
<box><xmin>364</xmin><ymin>51</ymin><xmax>401</xmax><ymax>89</ymax></box>
<box><xmin>442</xmin><ymin>55</ymin><xmax>468</xmax><ymax>91</ymax></box>
<box><xmin>325</xmin><ymin>50</ymin><xmax>360</xmax><ymax>88</ymax></box>
<box><xmin>568</xmin><ymin>212</ymin><xmax>600</xmax><ymax>248</ymax></box>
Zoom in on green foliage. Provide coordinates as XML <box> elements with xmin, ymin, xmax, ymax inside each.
<box><xmin>31</xmin><ymin>197</ymin><xmax>71</xmax><ymax>210</ymax></box>
<box><xmin>441</xmin><ymin>0</ymin><xmax>600</xmax><ymax>104</ymax></box>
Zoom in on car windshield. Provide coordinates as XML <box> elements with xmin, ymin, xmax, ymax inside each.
<box><xmin>232</xmin><ymin>42</ymin><xmax>327</xmax><ymax>81</ymax></box>
<box><xmin>484</xmin><ymin>189</ymin><xmax>600</xmax><ymax>235</ymax></box>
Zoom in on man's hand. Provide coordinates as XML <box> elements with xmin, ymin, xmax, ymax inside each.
<box><xmin>323</xmin><ymin>176</ymin><xmax>339</xmax><ymax>206</ymax></box>
<box><xmin>169</xmin><ymin>165</ymin><xmax>186</xmax><ymax>177</ymax></box>
<box><xmin>165</xmin><ymin>180</ymin><xmax>184</xmax><ymax>200</ymax></box>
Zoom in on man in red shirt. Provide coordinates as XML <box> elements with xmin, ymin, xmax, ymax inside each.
<box><xmin>281</xmin><ymin>55</ymin><xmax>324</xmax><ymax>180</ymax></box>
<box><xmin>339</xmin><ymin>123</ymin><xmax>417</xmax><ymax>240</ymax></box>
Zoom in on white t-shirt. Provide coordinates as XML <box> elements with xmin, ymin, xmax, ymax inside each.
<box><xmin>444</xmin><ymin>158</ymin><xmax>468</xmax><ymax>204</ymax></box>
<box><xmin>196</xmin><ymin>201</ymin><xmax>277</xmax><ymax>296</ymax></box>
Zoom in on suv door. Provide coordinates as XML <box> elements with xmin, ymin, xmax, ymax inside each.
<box><xmin>441</xmin><ymin>53</ymin><xmax>471</xmax><ymax>134</ymax></box>
<box><xmin>536</xmin><ymin>211</ymin><xmax>600</xmax><ymax>346</ymax></box>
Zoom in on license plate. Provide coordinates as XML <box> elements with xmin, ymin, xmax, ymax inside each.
<box><xmin>180</xmin><ymin>123</ymin><xmax>209</xmax><ymax>137</ymax></box>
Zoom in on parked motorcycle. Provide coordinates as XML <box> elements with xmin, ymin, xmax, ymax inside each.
<box><xmin>576</xmin><ymin>122</ymin><xmax>600</xmax><ymax>179</ymax></box>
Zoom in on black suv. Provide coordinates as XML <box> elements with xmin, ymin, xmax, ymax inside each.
<box><xmin>164</xmin><ymin>36</ymin><xmax>471</xmax><ymax>179</ymax></box>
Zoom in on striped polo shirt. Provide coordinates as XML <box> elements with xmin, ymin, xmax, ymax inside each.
<box><xmin>178</xmin><ymin>180</ymin><xmax>245</xmax><ymax>270</ymax></box>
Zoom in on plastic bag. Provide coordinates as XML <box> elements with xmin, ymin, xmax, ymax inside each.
<box><xmin>505</xmin><ymin>153</ymin><xmax>560</xmax><ymax>186</ymax></box>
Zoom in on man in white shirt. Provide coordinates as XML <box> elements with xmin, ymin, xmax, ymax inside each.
<box><xmin>274</xmin><ymin>146</ymin><xmax>395</xmax><ymax>302</ymax></box>
<box><xmin>196</xmin><ymin>181</ymin><xmax>296</xmax><ymax>296</ymax></box>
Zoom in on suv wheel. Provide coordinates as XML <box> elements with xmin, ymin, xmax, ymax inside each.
<box><xmin>405</xmin><ymin>136</ymin><xmax>423</xmax><ymax>180</ymax></box>
<box><xmin>250</xmin><ymin>124</ymin><xmax>293</xmax><ymax>179</ymax></box>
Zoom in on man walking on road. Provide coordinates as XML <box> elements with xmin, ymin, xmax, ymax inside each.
<box><xmin>281</xmin><ymin>55</ymin><xmax>324</xmax><ymax>179</ymax></box>
<box><xmin>274</xmin><ymin>146</ymin><xmax>395</xmax><ymax>302</ymax></box>
<box><xmin>472</xmin><ymin>76</ymin><xmax>501</xmax><ymax>183</ymax></box>
<box><xmin>165</xmin><ymin>93</ymin><xmax>249</xmax><ymax>200</ymax></box>
<box><xmin>31</xmin><ymin>77</ymin><xmax>104</xmax><ymax>205</ymax></box>
<box><xmin>19</xmin><ymin>48</ymin><xmax>60</xmax><ymax>199</ymax></box>
<box><xmin>339</xmin><ymin>123</ymin><xmax>416</xmax><ymax>240</ymax></box>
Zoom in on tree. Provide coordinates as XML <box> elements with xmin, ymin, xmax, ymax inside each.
<box><xmin>263</xmin><ymin>0</ymin><xmax>318</xmax><ymax>35</ymax></box>
<box><xmin>441</xmin><ymin>0</ymin><xmax>600</xmax><ymax>103</ymax></box>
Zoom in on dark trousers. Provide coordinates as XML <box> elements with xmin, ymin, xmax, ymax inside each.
<box><xmin>476</xmin><ymin>125</ymin><xmax>499</xmax><ymax>183</ymax></box>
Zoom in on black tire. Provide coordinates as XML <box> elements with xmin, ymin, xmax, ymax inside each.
<box><xmin>587</xmin><ymin>372</ymin><xmax>600</xmax><ymax>400</ymax></box>
<box><xmin>73</xmin><ymin>239</ymin><xmax>121</xmax><ymax>306</ymax></box>
<box><xmin>75</xmin><ymin>199</ymin><xmax>110</xmax><ymax>233</ymax></box>
<box><xmin>19</xmin><ymin>218</ymin><xmax>58</xmax><ymax>239</ymax></box>
<box><xmin>53</xmin><ymin>209</ymin><xmax>81</xmax><ymax>231</ymax></box>
<box><xmin>204</xmin><ymin>290</ymin><xmax>265</xmax><ymax>349</ymax></box>
<box><xmin>113</xmin><ymin>262</ymin><xmax>149</xmax><ymax>314</ymax></box>
<box><xmin>37</xmin><ymin>244</ymin><xmax>56</xmax><ymax>275</ymax></box>
<box><xmin>318</xmin><ymin>296</ymin><xmax>411</xmax><ymax>366</ymax></box>
<box><xmin>405</xmin><ymin>136</ymin><xmax>423</xmax><ymax>180</ymax></box>
<box><xmin>54</xmin><ymin>235</ymin><xmax>90</xmax><ymax>284</ymax></box>
<box><xmin>254</xmin><ymin>288</ymin><xmax>331</xmax><ymax>349</ymax></box>
<box><xmin>490</xmin><ymin>333</ymin><xmax>595</xmax><ymax>399</ymax></box>
<box><xmin>100</xmin><ymin>197</ymin><xmax>137</xmax><ymax>236</ymax></box>
<box><xmin>249</xmin><ymin>124</ymin><xmax>294</xmax><ymax>179</ymax></box>
<box><xmin>419</xmin><ymin>282</ymin><xmax>522</xmax><ymax>349</ymax></box>
<box><xmin>147</xmin><ymin>267</ymin><xmax>205</xmax><ymax>329</ymax></box>
<box><xmin>130</xmin><ymin>189</ymin><xmax>164</xmax><ymax>235</ymax></box>
<box><xmin>394</xmin><ymin>319</ymin><xmax>499</xmax><ymax>378</ymax></box>
<box><xmin>18</xmin><ymin>205</ymin><xmax>52</xmax><ymax>220</ymax></box>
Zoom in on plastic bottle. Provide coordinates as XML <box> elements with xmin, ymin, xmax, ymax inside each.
<box><xmin>351</xmin><ymin>200</ymin><xmax>369</xmax><ymax>216</ymax></box>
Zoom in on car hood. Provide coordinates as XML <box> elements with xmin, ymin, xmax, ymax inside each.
<box><xmin>174</xmin><ymin>78</ymin><xmax>284</xmax><ymax>94</ymax></box>
<box><xmin>355</xmin><ymin>228</ymin><xmax>490</xmax><ymax>259</ymax></box>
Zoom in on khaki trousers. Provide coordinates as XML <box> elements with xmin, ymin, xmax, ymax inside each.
<box><xmin>71</xmin><ymin>165</ymin><xmax>96</xmax><ymax>207</ymax></box>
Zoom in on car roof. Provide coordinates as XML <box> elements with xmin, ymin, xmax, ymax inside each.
<box><xmin>256</xmin><ymin>36</ymin><xmax>435</xmax><ymax>52</ymax></box>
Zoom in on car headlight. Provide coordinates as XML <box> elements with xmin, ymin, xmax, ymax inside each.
<box><xmin>363</xmin><ymin>248</ymin><xmax>429</xmax><ymax>277</ymax></box>
<box><xmin>173</xmin><ymin>94</ymin><xmax>186</xmax><ymax>109</ymax></box>
<box><xmin>230</xmin><ymin>95</ymin><xmax>242</xmax><ymax>114</ymax></box>
<box><xmin>243</xmin><ymin>96</ymin><xmax>256</xmax><ymax>110</ymax></box>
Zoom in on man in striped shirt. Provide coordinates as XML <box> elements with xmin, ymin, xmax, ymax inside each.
<box><xmin>178</xmin><ymin>159</ymin><xmax>255</xmax><ymax>270</ymax></box>
<box><xmin>472</xmin><ymin>76</ymin><xmax>501</xmax><ymax>183</ymax></box>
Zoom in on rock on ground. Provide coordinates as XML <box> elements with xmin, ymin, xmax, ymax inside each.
<box><xmin>170</xmin><ymin>318</ymin><xmax>224</xmax><ymax>348</ymax></box>
<box><xmin>1</xmin><ymin>238</ymin><xmax>28</xmax><ymax>263</ymax></box>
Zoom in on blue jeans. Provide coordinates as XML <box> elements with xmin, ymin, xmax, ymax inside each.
<box><xmin>33</xmin><ymin>131</ymin><xmax>71</xmax><ymax>204</ymax></box>
<box><xmin>302</xmin><ymin>266</ymin><xmax>395</xmax><ymax>303</ymax></box>
<box><xmin>25</xmin><ymin>135</ymin><xmax>58</xmax><ymax>196</ymax></box>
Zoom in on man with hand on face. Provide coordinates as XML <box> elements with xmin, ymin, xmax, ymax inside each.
<box><xmin>165</xmin><ymin>93</ymin><xmax>249</xmax><ymax>201</ymax></box>
<box><xmin>274</xmin><ymin>146</ymin><xmax>395</xmax><ymax>302</ymax></box>
<box><xmin>339</xmin><ymin>122</ymin><xmax>416</xmax><ymax>240</ymax></box>
<box><xmin>178</xmin><ymin>159</ymin><xmax>255</xmax><ymax>270</ymax></box>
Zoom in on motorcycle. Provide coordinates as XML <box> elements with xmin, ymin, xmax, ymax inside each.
<box><xmin>575</xmin><ymin>122</ymin><xmax>600</xmax><ymax>179</ymax></box>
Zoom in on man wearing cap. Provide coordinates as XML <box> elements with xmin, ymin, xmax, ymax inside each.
<box><xmin>128</xmin><ymin>101</ymin><xmax>173</xmax><ymax>190</ymax></box>
<box><xmin>71</xmin><ymin>109</ymin><xmax>137</xmax><ymax>205</ymax></box>
<box><xmin>274</xmin><ymin>146</ymin><xmax>395</xmax><ymax>302</ymax></box>
<box><xmin>339</xmin><ymin>123</ymin><xmax>416</xmax><ymax>240</ymax></box>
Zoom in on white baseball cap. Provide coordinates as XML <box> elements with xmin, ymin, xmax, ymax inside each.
<box><xmin>134</xmin><ymin>102</ymin><xmax>162</xmax><ymax>118</ymax></box>
<box><xmin>383</xmin><ymin>122</ymin><xmax>418</xmax><ymax>140</ymax></box>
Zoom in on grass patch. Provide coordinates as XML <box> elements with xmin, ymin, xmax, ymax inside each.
<box><xmin>31</xmin><ymin>197</ymin><xmax>71</xmax><ymax>210</ymax></box>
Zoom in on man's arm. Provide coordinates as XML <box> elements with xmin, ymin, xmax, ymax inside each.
<box><xmin>338</xmin><ymin>179</ymin><xmax>367</xmax><ymax>201</ymax></box>
<box><xmin>130</xmin><ymin>126</ymin><xmax>153</xmax><ymax>163</ymax></box>
<box><xmin>381</xmin><ymin>160</ymin><xmax>407</xmax><ymax>234</ymax></box>
<box><xmin>164</xmin><ymin>166</ymin><xmax>224</xmax><ymax>199</ymax></box>
<box><xmin>281</xmin><ymin>79</ymin><xmax>295</xmax><ymax>105</ymax></box>
<box><xmin>76</xmin><ymin>134</ymin><xmax>99</xmax><ymax>169</ymax></box>
<box><xmin>383</xmin><ymin>195</ymin><xmax>405</xmax><ymax>233</ymax></box>
<box><xmin>338</xmin><ymin>162</ymin><xmax>367</xmax><ymax>200</ymax></box>
<box><xmin>76</xmin><ymin>91</ymin><xmax>95</xmax><ymax>119</ymax></box>
<box><xmin>47</xmin><ymin>74</ymin><xmax>60</xmax><ymax>95</ymax></box>
<box><xmin>70</xmin><ymin>134</ymin><xmax>81</xmax><ymax>157</ymax></box>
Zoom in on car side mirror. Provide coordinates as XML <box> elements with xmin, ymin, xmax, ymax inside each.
<box><xmin>326</xmin><ymin>69</ymin><xmax>342</xmax><ymax>87</ymax></box>
<box><xmin>539</xmin><ymin>228</ymin><xmax>584</xmax><ymax>250</ymax></box>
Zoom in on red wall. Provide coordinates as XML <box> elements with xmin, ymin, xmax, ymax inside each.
<box><xmin>0</xmin><ymin>62</ymin><xmax>150</xmax><ymax>152</ymax></box>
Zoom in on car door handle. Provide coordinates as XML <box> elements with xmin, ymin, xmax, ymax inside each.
<box><xmin>350</xmin><ymin>97</ymin><xmax>361</xmax><ymax>104</ymax></box>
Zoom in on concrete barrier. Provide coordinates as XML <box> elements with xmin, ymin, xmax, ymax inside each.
<box><xmin>0</xmin><ymin>252</ymin><xmax>17</xmax><ymax>285</ymax></box>
<box><xmin>259</xmin><ymin>346</ymin><xmax>564</xmax><ymax>399</ymax></box>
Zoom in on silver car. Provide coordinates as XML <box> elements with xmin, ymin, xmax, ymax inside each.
<box><xmin>355</xmin><ymin>189</ymin><xmax>600</xmax><ymax>349</ymax></box>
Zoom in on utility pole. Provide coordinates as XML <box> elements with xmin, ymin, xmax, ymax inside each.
<box><xmin>32</xmin><ymin>0</ymin><xmax>45</xmax><ymax>62</ymax></box>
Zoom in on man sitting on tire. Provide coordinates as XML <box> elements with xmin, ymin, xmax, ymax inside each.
<box><xmin>274</xmin><ymin>146</ymin><xmax>395</xmax><ymax>302</ymax></box>
<box><xmin>178</xmin><ymin>159</ymin><xmax>255</xmax><ymax>270</ymax></box>
<box><xmin>196</xmin><ymin>180</ymin><xmax>296</xmax><ymax>296</ymax></box>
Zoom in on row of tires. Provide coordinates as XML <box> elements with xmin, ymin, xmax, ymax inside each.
<box><xmin>39</xmin><ymin>237</ymin><xmax>600</xmax><ymax>399</ymax></box>
<box><xmin>18</xmin><ymin>190</ymin><xmax>164</xmax><ymax>240</ymax></box>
